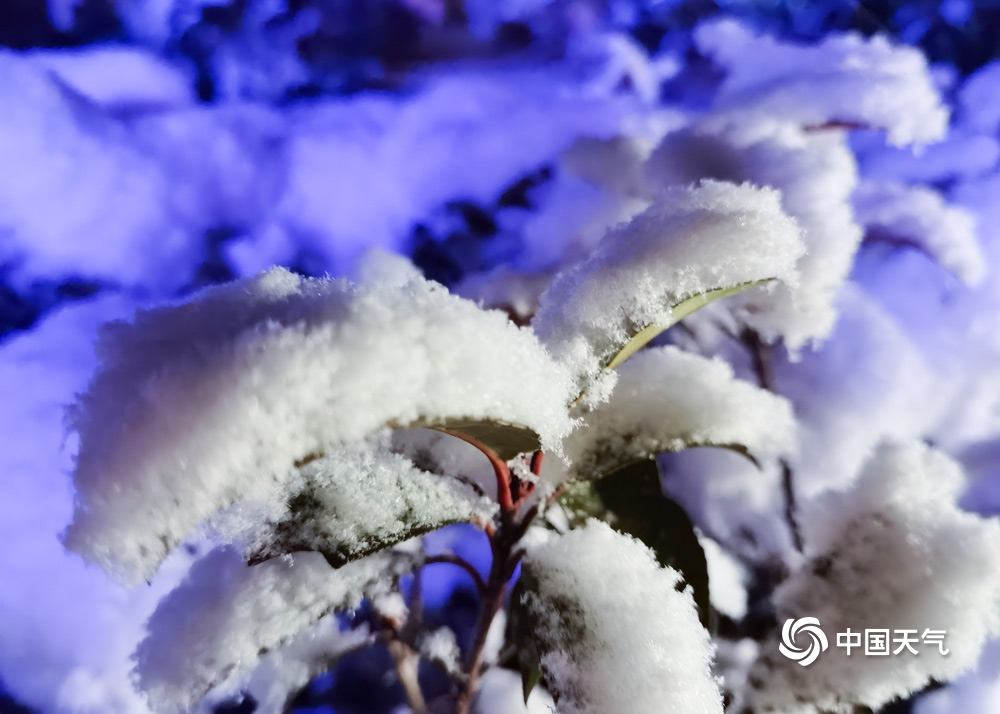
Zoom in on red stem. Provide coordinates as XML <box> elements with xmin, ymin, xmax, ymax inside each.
<box><xmin>439</xmin><ymin>429</ymin><xmax>515</xmax><ymax>512</ymax></box>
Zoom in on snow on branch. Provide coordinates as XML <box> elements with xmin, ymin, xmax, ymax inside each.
<box><xmin>551</xmin><ymin>346</ymin><xmax>796</xmax><ymax>484</ymax></box>
<box><xmin>695</xmin><ymin>19</ymin><xmax>948</xmax><ymax>146</ymax></box>
<box><xmin>63</xmin><ymin>267</ymin><xmax>575</xmax><ymax>585</ymax></box>
<box><xmin>512</xmin><ymin>521</ymin><xmax>722</xmax><ymax>714</ymax></box>
<box><xmin>531</xmin><ymin>180</ymin><xmax>804</xmax><ymax>404</ymax></box>
<box><xmin>742</xmin><ymin>441</ymin><xmax>1000</xmax><ymax>713</ymax></box>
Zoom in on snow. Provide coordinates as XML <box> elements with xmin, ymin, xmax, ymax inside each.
<box><xmin>553</xmin><ymin>346</ymin><xmax>796</xmax><ymax>484</ymax></box>
<box><xmin>646</xmin><ymin>119</ymin><xmax>862</xmax><ymax>349</ymax></box>
<box><xmin>517</xmin><ymin>521</ymin><xmax>722</xmax><ymax>714</ymax></box>
<box><xmin>700</xmin><ymin>534</ymin><xmax>748</xmax><ymax>621</ymax></box>
<box><xmin>135</xmin><ymin>547</ymin><xmax>408</xmax><ymax>714</ymax></box>
<box><xmin>0</xmin><ymin>296</ymin><xmax>194</xmax><ymax>714</ymax></box>
<box><xmin>26</xmin><ymin>46</ymin><xmax>195</xmax><ymax>110</ymax></box>
<box><xmin>218</xmin><ymin>440</ymin><xmax>489</xmax><ymax>568</ymax></box>
<box><xmin>532</xmin><ymin>180</ymin><xmax>804</xmax><ymax>403</ymax></box>
<box><xmin>695</xmin><ymin>19</ymin><xmax>949</xmax><ymax>146</ymax></box>
<box><xmin>0</xmin><ymin>54</ymin><xmax>646</xmax><ymax>291</ymax></box>
<box><xmin>743</xmin><ymin>441</ymin><xmax>1000</xmax><ymax>713</ymax></box>
<box><xmin>959</xmin><ymin>60</ymin><xmax>1000</xmax><ymax>134</ymax></box>
<box><xmin>853</xmin><ymin>180</ymin><xmax>985</xmax><ymax>286</ymax></box>
<box><xmin>64</xmin><ymin>268</ymin><xmax>575</xmax><ymax>585</ymax></box>
<box><xmin>472</xmin><ymin>667</ymin><xmax>556</xmax><ymax>714</ymax></box>
<box><xmin>915</xmin><ymin>641</ymin><xmax>1000</xmax><ymax>714</ymax></box>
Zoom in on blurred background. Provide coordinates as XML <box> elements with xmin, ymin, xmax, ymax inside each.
<box><xmin>4</xmin><ymin>1</ymin><xmax>1000</xmax><ymax>713</ymax></box>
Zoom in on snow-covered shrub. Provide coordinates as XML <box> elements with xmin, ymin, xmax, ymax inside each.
<box><xmin>7</xmin><ymin>4</ymin><xmax>1000</xmax><ymax>714</ymax></box>
<box><xmin>63</xmin><ymin>181</ymin><xmax>802</xmax><ymax>713</ymax></box>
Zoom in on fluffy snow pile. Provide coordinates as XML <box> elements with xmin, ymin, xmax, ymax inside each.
<box><xmin>532</xmin><ymin>180</ymin><xmax>804</xmax><ymax>403</ymax></box>
<box><xmin>553</xmin><ymin>346</ymin><xmax>796</xmax><ymax>483</ymax></box>
<box><xmin>742</xmin><ymin>441</ymin><xmax>1000</xmax><ymax>713</ymax></box>
<box><xmin>645</xmin><ymin>121</ymin><xmax>861</xmax><ymax>349</ymax></box>
<box><xmin>516</xmin><ymin>521</ymin><xmax>722</xmax><ymax>714</ymax></box>
<box><xmin>217</xmin><ymin>440</ymin><xmax>491</xmax><ymax>567</ymax></box>
<box><xmin>853</xmin><ymin>180</ymin><xmax>985</xmax><ymax>286</ymax></box>
<box><xmin>134</xmin><ymin>547</ymin><xmax>410</xmax><ymax>714</ymax></box>
<box><xmin>64</xmin><ymin>267</ymin><xmax>575</xmax><ymax>585</ymax></box>
<box><xmin>695</xmin><ymin>19</ymin><xmax>948</xmax><ymax>146</ymax></box>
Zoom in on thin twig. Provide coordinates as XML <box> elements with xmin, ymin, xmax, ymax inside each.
<box><xmin>744</xmin><ymin>329</ymin><xmax>804</xmax><ymax>554</ymax></box>
<box><xmin>780</xmin><ymin>460</ymin><xmax>804</xmax><ymax>553</ymax></box>
<box><xmin>424</xmin><ymin>554</ymin><xmax>488</xmax><ymax>597</ymax></box>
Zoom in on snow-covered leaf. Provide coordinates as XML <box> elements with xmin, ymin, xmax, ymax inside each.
<box><xmin>509</xmin><ymin>522</ymin><xmax>722</xmax><ymax>714</ymax></box>
<box><xmin>557</xmin><ymin>461</ymin><xmax>711</xmax><ymax>627</ymax></box>
<box><xmin>532</xmin><ymin>180</ymin><xmax>803</xmax><ymax>405</ymax></box>
<box><xmin>135</xmin><ymin>547</ymin><xmax>413</xmax><ymax>714</ymax></box>
<box><xmin>64</xmin><ymin>268</ymin><xmax>574</xmax><ymax>585</ymax></box>
<box><xmin>695</xmin><ymin>19</ymin><xmax>948</xmax><ymax>146</ymax></box>
<box><xmin>854</xmin><ymin>180</ymin><xmax>985</xmax><ymax>286</ymax></box>
<box><xmin>217</xmin><ymin>443</ymin><xmax>491</xmax><ymax>568</ymax></box>
<box><xmin>741</xmin><ymin>442</ymin><xmax>1000</xmax><ymax>714</ymax></box>
<box><xmin>604</xmin><ymin>279</ymin><xmax>771</xmax><ymax>371</ymax></box>
<box><xmin>549</xmin><ymin>346</ymin><xmax>796</xmax><ymax>484</ymax></box>
<box><xmin>414</xmin><ymin>417</ymin><xmax>541</xmax><ymax>461</ymax></box>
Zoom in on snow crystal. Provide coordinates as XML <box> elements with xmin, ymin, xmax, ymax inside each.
<box><xmin>532</xmin><ymin>180</ymin><xmax>803</xmax><ymax>403</ymax></box>
<box><xmin>695</xmin><ymin>19</ymin><xmax>948</xmax><ymax>146</ymax></box>
<box><xmin>743</xmin><ymin>441</ymin><xmax>1000</xmax><ymax>713</ymax></box>
<box><xmin>517</xmin><ymin>521</ymin><xmax>722</xmax><ymax>714</ymax></box>
<box><xmin>134</xmin><ymin>547</ymin><xmax>406</xmax><ymax>714</ymax></box>
<box><xmin>553</xmin><ymin>346</ymin><xmax>796</xmax><ymax>484</ymax></box>
<box><xmin>64</xmin><ymin>268</ymin><xmax>575</xmax><ymax>585</ymax></box>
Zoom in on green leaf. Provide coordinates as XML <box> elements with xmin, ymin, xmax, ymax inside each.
<box><xmin>506</xmin><ymin>572</ymin><xmax>545</xmax><ymax>702</ymax></box>
<box><xmin>576</xmin><ymin>441</ymin><xmax>760</xmax><ymax>483</ymax></box>
<box><xmin>245</xmin><ymin>449</ymin><xmax>483</xmax><ymax>567</ymax></box>
<box><xmin>405</xmin><ymin>416</ymin><xmax>541</xmax><ymax>461</ymax></box>
<box><xmin>556</xmin><ymin>460</ymin><xmax>712</xmax><ymax>628</ymax></box>
<box><xmin>604</xmin><ymin>279</ymin><xmax>772</xmax><ymax>372</ymax></box>
<box><xmin>521</xmin><ymin>664</ymin><xmax>544</xmax><ymax>704</ymax></box>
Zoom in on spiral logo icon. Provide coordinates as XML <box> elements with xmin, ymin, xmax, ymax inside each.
<box><xmin>779</xmin><ymin>617</ymin><xmax>828</xmax><ymax>667</ymax></box>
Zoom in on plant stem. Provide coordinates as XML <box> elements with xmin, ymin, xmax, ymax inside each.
<box><xmin>424</xmin><ymin>554</ymin><xmax>488</xmax><ymax>597</ymax></box>
<box><xmin>456</xmin><ymin>520</ymin><xmax>517</xmax><ymax>714</ymax></box>
<box><xmin>389</xmin><ymin>638</ymin><xmax>428</xmax><ymax>714</ymax></box>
